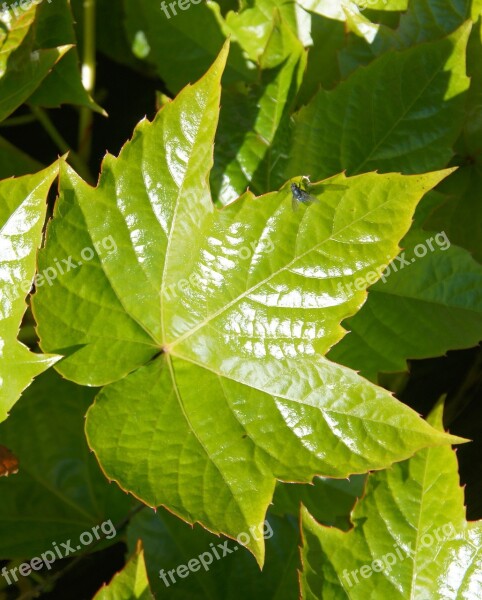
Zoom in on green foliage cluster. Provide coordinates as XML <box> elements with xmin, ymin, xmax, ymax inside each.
<box><xmin>0</xmin><ymin>0</ymin><xmax>481</xmax><ymax>598</ymax></box>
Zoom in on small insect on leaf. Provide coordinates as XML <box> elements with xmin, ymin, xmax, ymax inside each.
<box><xmin>0</xmin><ymin>445</ymin><xmax>19</xmax><ymax>477</ymax></box>
<box><xmin>290</xmin><ymin>176</ymin><xmax>346</xmax><ymax>211</ymax></box>
<box><xmin>290</xmin><ymin>183</ymin><xmax>320</xmax><ymax>211</ymax></box>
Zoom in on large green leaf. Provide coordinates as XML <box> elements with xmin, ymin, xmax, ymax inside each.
<box><xmin>0</xmin><ymin>163</ymin><xmax>60</xmax><ymax>422</ymax></box>
<box><xmin>32</xmin><ymin>46</ymin><xmax>463</xmax><ymax>564</ymax></box>
<box><xmin>288</xmin><ymin>23</ymin><xmax>470</xmax><ymax>181</ymax></box>
<box><xmin>0</xmin><ymin>370</ymin><xmax>132</xmax><ymax>557</ymax></box>
<box><xmin>300</xmin><ymin>401</ymin><xmax>482</xmax><ymax>599</ymax></box>
<box><xmin>328</xmin><ymin>229</ymin><xmax>482</xmax><ymax>379</ymax></box>
<box><xmin>0</xmin><ymin>2</ymin><xmax>71</xmax><ymax>122</ymax></box>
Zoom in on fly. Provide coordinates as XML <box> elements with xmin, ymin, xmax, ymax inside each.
<box><xmin>290</xmin><ymin>176</ymin><xmax>346</xmax><ymax>211</ymax></box>
<box><xmin>290</xmin><ymin>182</ymin><xmax>319</xmax><ymax>211</ymax></box>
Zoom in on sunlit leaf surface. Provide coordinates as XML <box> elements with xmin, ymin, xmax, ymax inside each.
<box><xmin>33</xmin><ymin>45</ymin><xmax>463</xmax><ymax>564</ymax></box>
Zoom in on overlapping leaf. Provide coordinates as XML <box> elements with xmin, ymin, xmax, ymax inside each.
<box><xmin>123</xmin><ymin>0</ymin><xmax>256</xmax><ymax>94</ymax></box>
<box><xmin>211</xmin><ymin>15</ymin><xmax>306</xmax><ymax>204</ymax></box>
<box><xmin>0</xmin><ymin>163</ymin><xmax>60</xmax><ymax>422</ymax></box>
<box><xmin>94</xmin><ymin>543</ymin><xmax>154</xmax><ymax>600</ymax></box>
<box><xmin>0</xmin><ymin>136</ymin><xmax>43</xmax><ymax>179</ymax></box>
<box><xmin>425</xmin><ymin>17</ymin><xmax>482</xmax><ymax>264</ymax></box>
<box><xmin>127</xmin><ymin>509</ymin><xmax>299</xmax><ymax>600</ymax></box>
<box><xmin>223</xmin><ymin>0</ymin><xmax>313</xmax><ymax>57</ymax></box>
<box><xmin>300</xmin><ymin>402</ymin><xmax>482</xmax><ymax>599</ymax></box>
<box><xmin>272</xmin><ymin>476</ymin><xmax>364</xmax><ymax>531</ymax></box>
<box><xmin>125</xmin><ymin>465</ymin><xmax>362</xmax><ymax>597</ymax></box>
<box><xmin>397</xmin><ymin>0</ymin><xmax>471</xmax><ymax>44</ymax></box>
<box><xmin>0</xmin><ymin>370</ymin><xmax>132</xmax><ymax>557</ymax></box>
<box><xmin>338</xmin><ymin>4</ymin><xmax>401</xmax><ymax>75</ymax></box>
<box><xmin>288</xmin><ymin>23</ymin><xmax>470</xmax><ymax>180</ymax></box>
<box><xmin>329</xmin><ymin>229</ymin><xmax>482</xmax><ymax>379</ymax></box>
<box><xmin>28</xmin><ymin>0</ymin><xmax>105</xmax><ymax>113</ymax></box>
<box><xmin>296</xmin><ymin>12</ymin><xmax>345</xmax><ymax>102</ymax></box>
<box><xmin>426</xmin><ymin>165</ymin><xmax>482</xmax><ymax>263</ymax></box>
<box><xmin>0</xmin><ymin>3</ymin><xmax>71</xmax><ymax>122</ymax></box>
<box><xmin>33</xmin><ymin>45</ymin><xmax>464</xmax><ymax>563</ymax></box>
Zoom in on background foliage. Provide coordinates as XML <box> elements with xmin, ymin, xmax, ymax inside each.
<box><xmin>0</xmin><ymin>0</ymin><xmax>481</xmax><ymax>598</ymax></box>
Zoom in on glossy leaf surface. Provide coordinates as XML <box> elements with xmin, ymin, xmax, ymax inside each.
<box><xmin>0</xmin><ymin>163</ymin><xmax>60</xmax><ymax>422</ymax></box>
<box><xmin>32</xmin><ymin>47</ymin><xmax>463</xmax><ymax>564</ymax></box>
<box><xmin>300</xmin><ymin>402</ymin><xmax>482</xmax><ymax>599</ymax></box>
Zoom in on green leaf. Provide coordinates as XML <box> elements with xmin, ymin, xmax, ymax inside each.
<box><xmin>425</xmin><ymin>17</ymin><xmax>482</xmax><ymax>265</ymax></box>
<box><xmin>357</xmin><ymin>0</ymin><xmax>408</xmax><ymax>8</ymax></box>
<box><xmin>223</xmin><ymin>0</ymin><xmax>312</xmax><ymax>59</ymax></box>
<box><xmin>32</xmin><ymin>46</ymin><xmax>463</xmax><ymax>564</ymax></box>
<box><xmin>338</xmin><ymin>4</ymin><xmax>402</xmax><ymax>76</ymax></box>
<box><xmin>296</xmin><ymin>0</ymin><xmax>352</xmax><ymax>21</ymax></box>
<box><xmin>123</xmin><ymin>0</ymin><xmax>256</xmax><ymax>94</ymax></box>
<box><xmin>456</xmin><ymin>16</ymin><xmax>482</xmax><ymax>162</ymax></box>
<box><xmin>212</xmin><ymin>14</ymin><xmax>306</xmax><ymax>204</ymax></box>
<box><xmin>28</xmin><ymin>0</ymin><xmax>105</xmax><ymax>113</ymax></box>
<box><xmin>127</xmin><ymin>508</ymin><xmax>300</xmax><ymax>600</ymax></box>
<box><xmin>0</xmin><ymin>136</ymin><xmax>43</xmax><ymax>178</ymax></box>
<box><xmin>94</xmin><ymin>543</ymin><xmax>154</xmax><ymax>600</ymax></box>
<box><xmin>397</xmin><ymin>0</ymin><xmax>471</xmax><ymax>44</ymax></box>
<box><xmin>328</xmin><ymin>229</ymin><xmax>482</xmax><ymax>379</ymax></box>
<box><xmin>296</xmin><ymin>12</ymin><xmax>345</xmax><ymax>102</ymax></box>
<box><xmin>288</xmin><ymin>23</ymin><xmax>470</xmax><ymax>180</ymax></box>
<box><xmin>0</xmin><ymin>370</ymin><xmax>132</xmax><ymax>557</ymax></box>
<box><xmin>426</xmin><ymin>165</ymin><xmax>482</xmax><ymax>263</ymax></box>
<box><xmin>272</xmin><ymin>476</ymin><xmax>365</xmax><ymax>530</ymax></box>
<box><xmin>70</xmin><ymin>0</ymin><xmax>152</xmax><ymax>76</ymax></box>
<box><xmin>0</xmin><ymin>163</ymin><xmax>60</xmax><ymax>422</ymax></box>
<box><xmin>0</xmin><ymin>2</ymin><xmax>72</xmax><ymax>122</ymax></box>
<box><xmin>300</xmin><ymin>401</ymin><xmax>482</xmax><ymax>599</ymax></box>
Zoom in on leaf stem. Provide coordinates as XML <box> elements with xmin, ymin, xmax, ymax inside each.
<box><xmin>78</xmin><ymin>0</ymin><xmax>96</xmax><ymax>164</ymax></box>
<box><xmin>0</xmin><ymin>114</ymin><xmax>37</xmax><ymax>127</ymax></box>
<box><xmin>445</xmin><ymin>347</ymin><xmax>482</xmax><ymax>425</ymax></box>
<box><xmin>29</xmin><ymin>105</ymin><xmax>94</xmax><ymax>183</ymax></box>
